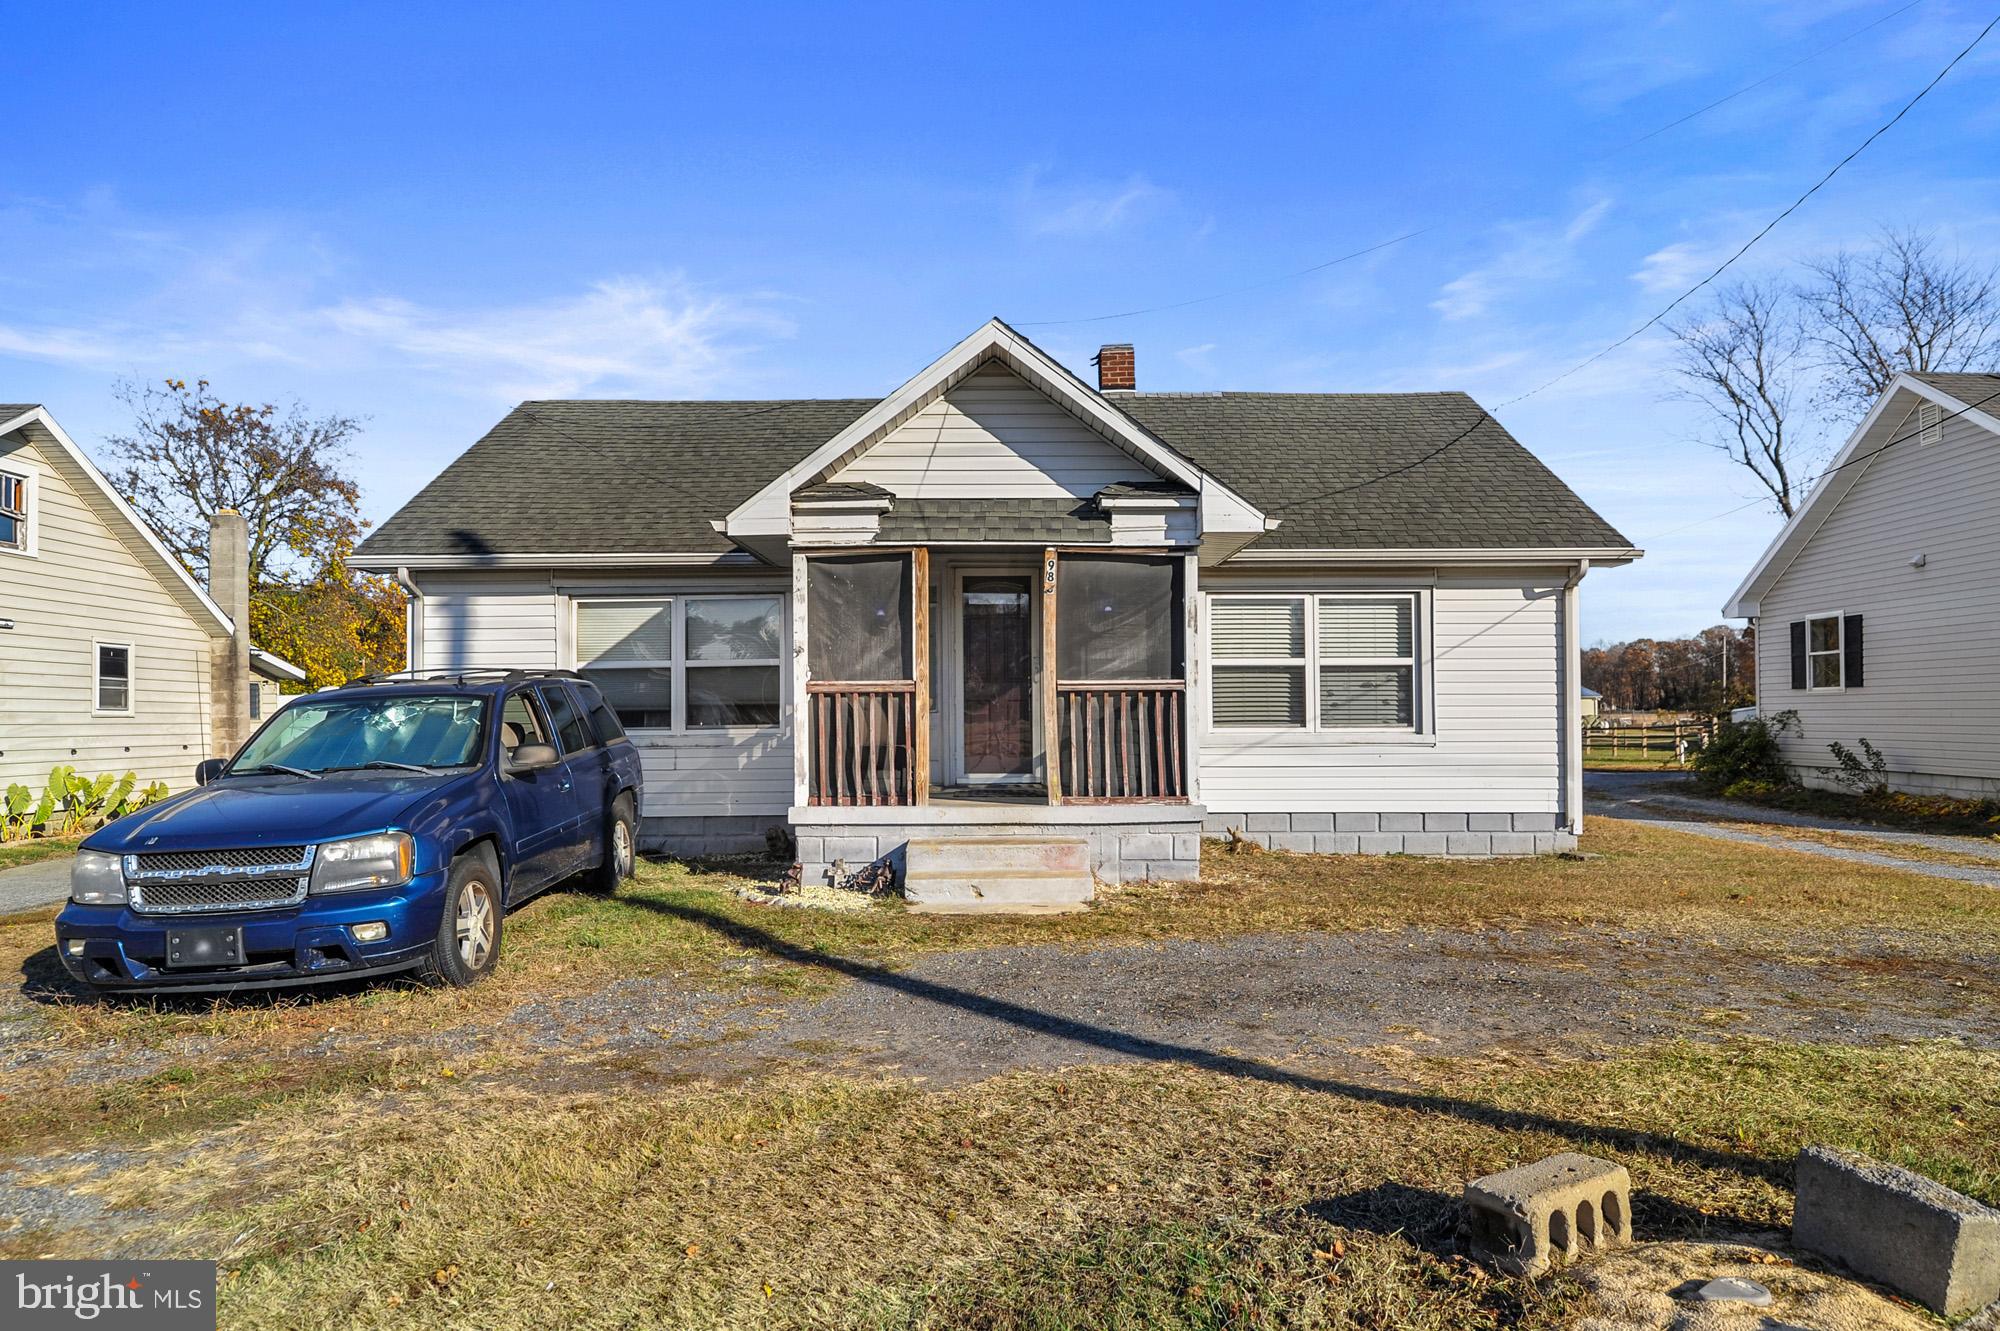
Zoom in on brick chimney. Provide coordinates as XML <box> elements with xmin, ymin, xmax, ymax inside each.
<box><xmin>1093</xmin><ymin>343</ymin><xmax>1135</xmax><ymax>392</ymax></box>
<box><xmin>208</xmin><ymin>509</ymin><xmax>253</xmax><ymax>758</ymax></box>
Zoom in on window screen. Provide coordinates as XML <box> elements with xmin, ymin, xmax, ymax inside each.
<box><xmin>808</xmin><ymin>555</ymin><xmax>911</xmax><ymax>681</ymax></box>
<box><xmin>1318</xmin><ymin>597</ymin><xmax>1416</xmax><ymax>728</ymax></box>
<box><xmin>96</xmin><ymin>644</ymin><xmax>131</xmax><ymax>712</ymax></box>
<box><xmin>1210</xmin><ymin>599</ymin><xmax>1305</xmax><ymax>727</ymax></box>
<box><xmin>576</xmin><ymin>600</ymin><xmax>675</xmax><ymax>729</ymax></box>
<box><xmin>1057</xmin><ymin>555</ymin><xmax>1180</xmax><ymax>681</ymax></box>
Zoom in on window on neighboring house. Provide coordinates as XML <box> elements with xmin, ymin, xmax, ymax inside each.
<box><xmin>1210</xmin><ymin>593</ymin><xmax>1421</xmax><ymax>731</ymax></box>
<box><xmin>574</xmin><ymin>595</ymin><xmax>783</xmax><ymax>731</ymax></box>
<box><xmin>249</xmin><ymin>684</ymin><xmax>262</xmax><ymax>720</ymax></box>
<box><xmin>0</xmin><ymin>470</ymin><xmax>26</xmax><ymax>551</ymax></box>
<box><xmin>96</xmin><ymin>643</ymin><xmax>132</xmax><ymax>713</ymax></box>
<box><xmin>1806</xmin><ymin>613</ymin><xmax>1843</xmax><ymax>689</ymax></box>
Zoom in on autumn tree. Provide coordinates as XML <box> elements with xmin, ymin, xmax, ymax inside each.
<box><xmin>1583</xmin><ymin>625</ymin><xmax>1754</xmax><ymax>714</ymax></box>
<box><xmin>106</xmin><ymin>379</ymin><xmax>404</xmax><ymax>689</ymax></box>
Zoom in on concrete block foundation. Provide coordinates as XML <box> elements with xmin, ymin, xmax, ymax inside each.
<box><xmin>1205</xmin><ymin>812</ymin><xmax>1576</xmax><ymax>856</ymax></box>
<box><xmin>789</xmin><ymin>802</ymin><xmax>1205</xmax><ymax>890</ymax></box>
<box><xmin>1793</xmin><ymin>1144</ymin><xmax>2000</xmax><ymax>1316</ymax></box>
<box><xmin>1463</xmin><ymin>1152</ymin><xmax>1633</xmax><ymax>1277</ymax></box>
<box><xmin>640</xmin><ymin>814</ymin><xmax>785</xmax><ymax>859</ymax></box>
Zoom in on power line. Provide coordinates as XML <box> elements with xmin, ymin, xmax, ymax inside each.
<box><xmin>1639</xmin><ymin>385</ymin><xmax>2000</xmax><ymax>542</ymax></box>
<box><xmin>1495</xmin><ymin>10</ymin><xmax>1998</xmax><ymax>408</ymax></box>
<box><xmin>1017</xmin><ymin>2</ymin><xmax>1937</xmax><ymax>329</ymax></box>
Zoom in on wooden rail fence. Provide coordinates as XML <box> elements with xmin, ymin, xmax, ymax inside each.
<box><xmin>1056</xmin><ymin>682</ymin><xmax>1186</xmax><ymax>802</ymax></box>
<box><xmin>808</xmin><ymin>682</ymin><xmax>918</xmax><ymax>806</ymax></box>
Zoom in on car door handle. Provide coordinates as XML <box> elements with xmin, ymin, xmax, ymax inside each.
<box><xmin>557</xmin><ymin>777</ymin><xmax>573</xmax><ymax>792</ymax></box>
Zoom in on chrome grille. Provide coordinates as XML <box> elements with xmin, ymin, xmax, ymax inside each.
<box><xmin>126</xmin><ymin>846</ymin><xmax>316</xmax><ymax>915</ymax></box>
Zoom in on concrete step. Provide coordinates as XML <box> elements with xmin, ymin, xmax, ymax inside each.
<box><xmin>905</xmin><ymin>836</ymin><xmax>1094</xmax><ymax>914</ymax></box>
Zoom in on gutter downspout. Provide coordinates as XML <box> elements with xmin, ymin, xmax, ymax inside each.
<box><xmin>395</xmin><ymin>566</ymin><xmax>423</xmax><ymax>672</ymax></box>
<box><xmin>1562</xmin><ymin>559</ymin><xmax>1590</xmax><ymax>838</ymax></box>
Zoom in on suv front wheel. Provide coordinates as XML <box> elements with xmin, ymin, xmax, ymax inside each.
<box><xmin>585</xmin><ymin>793</ymin><xmax>637</xmax><ymax>893</ymax></box>
<box><xmin>418</xmin><ymin>847</ymin><xmax>505</xmax><ymax>987</ymax></box>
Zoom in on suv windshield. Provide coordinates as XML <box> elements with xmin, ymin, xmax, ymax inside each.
<box><xmin>230</xmin><ymin>694</ymin><xmax>488</xmax><ymax>775</ymax></box>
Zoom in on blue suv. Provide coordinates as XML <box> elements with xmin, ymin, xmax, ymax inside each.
<box><xmin>55</xmin><ymin>671</ymin><xmax>644</xmax><ymax>994</ymax></box>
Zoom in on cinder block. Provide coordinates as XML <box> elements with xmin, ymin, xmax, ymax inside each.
<box><xmin>1553</xmin><ymin>832</ymin><xmax>1579</xmax><ymax>853</ymax></box>
<box><xmin>1142</xmin><ymin>859</ymin><xmax>1199</xmax><ymax>881</ymax></box>
<box><xmin>1314</xmin><ymin>833</ymin><xmax>1361</xmax><ymax>854</ymax></box>
<box><xmin>1245</xmin><ymin>813</ymin><xmax>1290</xmax><ymax>832</ymax></box>
<box><xmin>1513</xmin><ymin>812</ymin><xmax>1559</xmax><ymax>832</ymax></box>
<box><xmin>1335</xmin><ymin>812</ymin><xmax>1380</xmax><ymax>832</ymax></box>
<box><xmin>1381</xmin><ymin>813</ymin><xmax>1423</xmax><ymax>831</ymax></box>
<box><xmin>1402</xmin><ymin>833</ymin><xmax>1449</xmax><ymax>855</ymax></box>
<box><xmin>823</xmin><ymin>835</ymin><xmax>880</xmax><ymax>865</ymax></box>
<box><xmin>1469</xmin><ymin>813</ymin><xmax>1513</xmax><ymax>832</ymax></box>
<box><xmin>1202</xmin><ymin>812</ymin><xmax>1239</xmax><ymax>833</ymax></box>
<box><xmin>1489</xmin><ymin>832</ymin><xmax>1538</xmax><ymax>855</ymax></box>
<box><xmin>1172</xmin><ymin>834</ymin><xmax>1202</xmax><ymax>861</ymax></box>
<box><xmin>1268</xmin><ymin>833</ymin><xmax>1316</xmax><ymax>853</ymax></box>
<box><xmin>1463</xmin><ymin>1152</ymin><xmax>1633</xmax><ymax>1277</ymax></box>
<box><xmin>1445</xmin><ymin>832</ymin><xmax>1492</xmax><ymax>855</ymax></box>
<box><xmin>1794</xmin><ymin>1145</ymin><xmax>2000</xmax><ymax>1316</ymax></box>
<box><xmin>1425</xmin><ymin>812</ymin><xmax>1469</xmax><ymax>832</ymax></box>
<box><xmin>1355</xmin><ymin>833</ymin><xmax>1404</xmax><ymax>854</ymax></box>
<box><xmin>1533</xmin><ymin>833</ymin><xmax>1560</xmax><ymax>854</ymax></box>
<box><xmin>1290</xmin><ymin>813</ymin><xmax>1336</xmax><ymax>832</ymax></box>
<box><xmin>1120</xmin><ymin>832</ymin><xmax>1174</xmax><ymax>861</ymax></box>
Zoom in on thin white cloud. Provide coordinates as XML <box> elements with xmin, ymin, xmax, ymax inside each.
<box><xmin>1432</xmin><ymin>197</ymin><xmax>1613</xmax><ymax>321</ymax></box>
<box><xmin>1021</xmin><ymin>172</ymin><xmax>1173</xmax><ymax>236</ymax></box>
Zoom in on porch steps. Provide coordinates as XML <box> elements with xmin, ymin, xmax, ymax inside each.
<box><xmin>903</xmin><ymin>836</ymin><xmax>1094</xmax><ymax>914</ymax></box>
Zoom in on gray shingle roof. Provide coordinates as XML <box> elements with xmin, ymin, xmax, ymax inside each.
<box><xmin>1910</xmin><ymin>372</ymin><xmax>2000</xmax><ymax>407</ymax></box>
<box><xmin>0</xmin><ymin>404</ymin><xmax>40</xmax><ymax>422</ymax></box>
<box><xmin>359</xmin><ymin>389</ymin><xmax>1628</xmax><ymax>559</ymax></box>
<box><xmin>876</xmin><ymin>498</ymin><xmax>1108</xmax><ymax>545</ymax></box>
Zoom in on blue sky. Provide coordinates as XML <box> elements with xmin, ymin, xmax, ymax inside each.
<box><xmin>5</xmin><ymin>1</ymin><xmax>1997</xmax><ymax>643</ymax></box>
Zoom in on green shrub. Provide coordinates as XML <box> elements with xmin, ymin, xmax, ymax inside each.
<box><xmin>0</xmin><ymin>767</ymin><xmax>169</xmax><ymax>842</ymax></box>
<box><xmin>1689</xmin><ymin>709</ymin><xmax>1799</xmax><ymax>793</ymax></box>
<box><xmin>1826</xmin><ymin>737</ymin><xmax>1890</xmax><ymax>797</ymax></box>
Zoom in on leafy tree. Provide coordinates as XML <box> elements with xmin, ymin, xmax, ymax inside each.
<box><xmin>106</xmin><ymin>378</ymin><xmax>404</xmax><ymax>689</ymax></box>
<box><xmin>1583</xmin><ymin>624</ymin><xmax>1753</xmax><ymax>714</ymax></box>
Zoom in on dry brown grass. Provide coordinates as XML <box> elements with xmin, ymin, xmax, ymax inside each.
<box><xmin>17</xmin><ymin>1039</ymin><xmax>1992</xmax><ymax>1330</ymax></box>
<box><xmin>1711</xmin><ymin>820</ymin><xmax>2000</xmax><ymax>870</ymax></box>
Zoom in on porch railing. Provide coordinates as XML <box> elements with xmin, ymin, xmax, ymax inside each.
<box><xmin>1056</xmin><ymin>681</ymin><xmax>1186</xmax><ymax>802</ymax></box>
<box><xmin>808</xmin><ymin>682</ymin><xmax>919</xmax><ymax>806</ymax></box>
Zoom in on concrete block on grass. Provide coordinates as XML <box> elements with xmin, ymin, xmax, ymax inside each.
<box><xmin>1463</xmin><ymin>1152</ymin><xmax>1632</xmax><ymax>1277</ymax></box>
<box><xmin>1793</xmin><ymin>1144</ymin><xmax>2000</xmax><ymax>1316</ymax></box>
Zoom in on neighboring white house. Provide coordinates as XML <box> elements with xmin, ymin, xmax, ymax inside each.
<box><xmin>0</xmin><ymin>404</ymin><xmax>304</xmax><ymax>794</ymax></box>
<box><xmin>351</xmin><ymin>320</ymin><xmax>1639</xmax><ymax>883</ymax></box>
<box><xmin>1724</xmin><ymin>371</ymin><xmax>2000</xmax><ymax>799</ymax></box>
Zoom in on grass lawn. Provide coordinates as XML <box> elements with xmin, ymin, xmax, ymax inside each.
<box><xmin>1581</xmin><ymin>755</ymin><xmax>1688</xmax><ymax>773</ymax></box>
<box><xmin>0</xmin><ymin>834</ymin><xmax>83</xmax><ymax>872</ymax></box>
<box><xmin>0</xmin><ymin>819</ymin><xmax>1995</xmax><ymax>1329</ymax></box>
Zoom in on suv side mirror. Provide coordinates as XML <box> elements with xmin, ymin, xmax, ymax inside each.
<box><xmin>509</xmin><ymin>742</ymin><xmax>560</xmax><ymax>773</ymax></box>
<box><xmin>195</xmin><ymin>758</ymin><xmax>227</xmax><ymax>786</ymax></box>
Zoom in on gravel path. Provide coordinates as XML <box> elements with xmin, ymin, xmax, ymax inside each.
<box><xmin>1587</xmin><ymin>770</ymin><xmax>2000</xmax><ymax>887</ymax></box>
<box><xmin>719</xmin><ymin>924</ymin><xmax>2000</xmax><ymax>1084</ymax></box>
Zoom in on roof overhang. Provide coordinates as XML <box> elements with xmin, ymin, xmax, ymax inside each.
<box><xmin>1223</xmin><ymin>545</ymin><xmax>1642</xmax><ymax>567</ymax></box>
<box><xmin>723</xmin><ymin>318</ymin><xmax>1268</xmax><ymax>562</ymax></box>
<box><xmin>0</xmin><ymin>405</ymin><xmax>236</xmax><ymax>637</ymax></box>
<box><xmin>347</xmin><ymin>550</ymin><xmax>762</xmax><ymax>573</ymax></box>
<box><xmin>1723</xmin><ymin>374</ymin><xmax>2000</xmax><ymax>618</ymax></box>
<box><xmin>250</xmin><ymin>648</ymin><xmax>307</xmax><ymax>684</ymax></box>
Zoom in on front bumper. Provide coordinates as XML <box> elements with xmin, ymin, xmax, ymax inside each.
<box><xmin>53</xmin><ymin>866</ymin><xmax>450</xmax><ymax>993</ymax></box>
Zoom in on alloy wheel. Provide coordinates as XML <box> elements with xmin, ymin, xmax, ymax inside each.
<box><xmin>455</xmin><ymin>879</ymin><xmax>496</xmax><ymax>970</ymax></box>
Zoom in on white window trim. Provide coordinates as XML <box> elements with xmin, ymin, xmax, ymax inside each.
<box><xmin>1803</xmin><ymin>609</ymin><xmax>1845</xmax><ymax>692</ymax></box>
<box><xmin>0</xmin><ymin>466</ymin><xmax>36</xmax><ymax>558</ymax></box>
<box><xmin>93</xmin><ymin>640</ymin><xmax>135</xmax><ymax>717</ymax></box>
<box><xmin>1207</xmin><ymin>591</ymin><xmax>1430</xmax><ymax>738</ymax></box>
<box><xmin>568</xmin><ymin>594</ymin><xmax>787</xmax><ymax>735</ymax></box>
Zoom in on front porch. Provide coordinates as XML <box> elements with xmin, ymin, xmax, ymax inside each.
<box><xmin>790</xmin><ymin>544</ymin><xmax>1203</xmax><ymax>890</ymax></box>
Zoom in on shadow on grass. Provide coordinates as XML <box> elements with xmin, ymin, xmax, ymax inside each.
<box><xmin>611</xmin><ymin>892</ymin><xmax>1788</xmax><ymax>1211</ymax></box>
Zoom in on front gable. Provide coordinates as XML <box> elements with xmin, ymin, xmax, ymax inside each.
<box><xmin>725</xmin><ymin>319</ymin><xmax>1267</xmax><ymax>561</ymax></box>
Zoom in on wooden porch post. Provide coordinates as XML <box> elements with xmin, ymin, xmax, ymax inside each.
<box><xmin>1042</xmin><ymin>547</ymin><xmax>1061</xmax><ymax>805</ymax></box>
<box><xmin>912</xmin><ymin>547</ymin><xmax>931</xmax><ymax>805</ymax></box>
<box><xmin>791</xmin><ymin>551</ymin><xmax>811</xmax><ymax>811</ymax></box>
<box><xmin>1182</xmin><ymin>551</ymin><xmax>1201</xmax><ymax>806</ymax></box>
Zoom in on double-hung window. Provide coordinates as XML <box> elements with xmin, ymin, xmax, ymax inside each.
<box><xmin>96</xmin><ymin>643</ymin><xmax>133</xmax><ymax>714</ymax></box>
<box><xmin>1806</xmin><ymin>613</ymin><xmax>1843</xmax><ymax>690</ymax></box>
<box><xmin>0</xmin><ymin>470</ymin><xmax>26</xmax><ymax>552</ymax></box>
<box><xmin>1210</xmin><ymin>593</ymin><xmax>1421</xmax><ymax>732</ymax></box>
<box><xmin>574</xmin><ymin>595</ymin><xmax>783</xmax><ymax>731</ymax></box>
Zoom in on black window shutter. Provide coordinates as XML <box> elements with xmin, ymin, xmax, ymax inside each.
<box><xmin>1789</xmin><ymin>620</ymin><xmax>1807</xmax><ymax>690</ymax></box>
<box><xmin>1843</xmin><ymin>614</ymin><xmax>1864</xmax><ymax>688</ymax></box>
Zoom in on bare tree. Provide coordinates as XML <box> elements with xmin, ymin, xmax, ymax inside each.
<box><xmin>1801</xmin><ymin>227</ymin><xmax>2000</xmax><ymax>416</ymax></box>
<box><xmin>1666</xmin><ymin>282</ymin><xmax>1817</xmax><ymax>516</ymax></box>
<box><xmin>106</xmin><ymin>378</ymin><xmax>365</xmax><ymax>586</ymax></box>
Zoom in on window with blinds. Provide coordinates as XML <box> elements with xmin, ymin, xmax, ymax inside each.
<box><xmin>574</xmin><ymin>596</ymin><xmax>783</xmax><ymax>730</ymax></box>
<box><xmin>1210</xmin><ymin>593</ymin><xmax>1420</xmax><ymax>731</ymax></box>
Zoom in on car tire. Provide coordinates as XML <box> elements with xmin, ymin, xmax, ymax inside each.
<box><xmin>584</xmin><ymin>793</ymin><xmax>637</xmax><ymax>894</ymax></box>
<box><xmin>417</xmin><ymin>847</ymin><xmax>505</xmax><ymax>987</ymax></box>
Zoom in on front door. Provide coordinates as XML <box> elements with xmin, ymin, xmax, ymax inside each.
<box><xmin>959</xmin><ymin>573</ymin><xmax>1035</xmax><ymax>782</ymax></box>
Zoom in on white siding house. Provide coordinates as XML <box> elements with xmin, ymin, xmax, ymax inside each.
<box><xmin>355</xmin><ymin>321</ymin><xmax>1636</xmax><ymax>881</ymax></box>
<box><xmin>0</xmin><ymin>405</ymin><xmax>301</xmax><ymax>795</ymax></box>
<box><xmin>1725</xmin><ymin>372</ymin><xmax>2000</xmax><ymax>798</ymax></box>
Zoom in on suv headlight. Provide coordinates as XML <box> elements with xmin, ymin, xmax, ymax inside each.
<box><xmin>310</xmin><ymin>833</ymin><xmax>414</xmax><ymax>894</ymax></box>
<box><xmin>70</xmin><ymin>850</ymin><xmax>127</xmax><ymax>905</ymax></box>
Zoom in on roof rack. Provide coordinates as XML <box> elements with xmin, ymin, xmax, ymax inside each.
<box><xmin>337</xmin><ymin>668</ymin><xmax>589</xmax><ymax>689</ymax></box>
